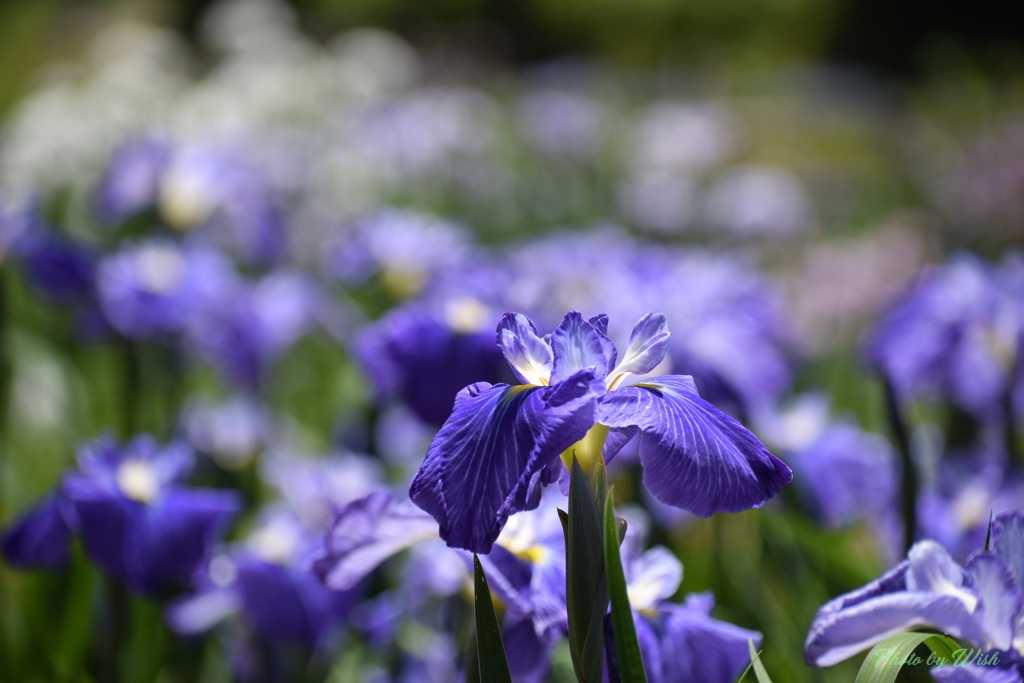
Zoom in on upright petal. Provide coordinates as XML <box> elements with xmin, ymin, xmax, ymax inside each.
<box><xmin>550</xmin><ymin>311</ymin><xmax>614</xmax><ymax>383</ymax></box>
<box><xmin>906</xmin><ymin>541</ymin><xmax>977</xmax><ymax>610</ymax></box>
<box><xmin>497</xmin><ymin>313</ymin><xmax>553</xmax><ymax>386</ymax></box>
<box><xmin>966</xmin><ymin>553</ymin><xmax>1021</xmax><ymax>651</ymax></box>
<box><xmin>611</xmin><ymin>312</ymin><xmax>670</xmax><ymax>378</ymax></box>
<box><xmin>410</xmin><ymin>372</ymin><xmax>600</xmax><ymax>552</ymax></box>
<box><xmin>992</xmin><ymin>512</ymin><xmax>1024</xmax><ymax>592</ymax></box>
<box><xmin>598</xmin><ymin>375</ymin><xmax>791</xmax><ymax>516</ymax></box>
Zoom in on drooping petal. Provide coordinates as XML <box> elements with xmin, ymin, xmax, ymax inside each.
<box><xmin>314</xmin><ymin>492</ymin><xmax>441</xmax><ymax>592</ymax></box>
<box><xmin>410</xmin><ymin>371</ymin><xmax>601</xmax><ymax>552</ymax></box>
<box><xmin>497</xmin><ymin>312</ymin><xmax>553</xmax><ymax>386</ymax></box>
<box><xmin>598</xmin><ymin>375</ymin><xmax>792</xmax><ymax>516</ymax></box>
<box><xmin>128</xmin><ymin>488</ymin><xmax>241</xmax><ymax>593</ymax></box>
<box><xmin>804</xmin><ymin>592</ymin><xmax>989</xmax><ymax>668</ymax></box>
<box><xmin>0</xmin><ymin>495</ymin><xmax>73</xmax><ymax>570</ymax></box>
<box><xmin>966</xmin><ymin>553</ymin><xmax>1021</xmax><ymax>651</ymax></box>
<box><xmin>502</xmin><ymin>617</ymin><xmax>558</xmax><ymax>683</ymax></box>
<box><xmin>550</xmin><ymin>311</ymin><xmax>614</xmax><ymax>383</ymax></box>
<box><xmin>611</xmin><ymin>312</ymin><xmax>670</xmax><ymax>378</ymax></box>
<box><xmin>235</xmin><ymin>557</ymin><xmax>359</xmax><ymax>645</ymax></box>
<box><xmin>661</xmin><ymin>599</ymin><xmax>762</xmax><ymax>683</ymax></box>
<box><xmin>62</xmin><ymin>477</ymin><xmax>135</xmax><ymax>583</ymax></box>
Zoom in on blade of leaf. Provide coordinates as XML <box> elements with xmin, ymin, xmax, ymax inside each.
<box><xmin>747</xmin><ymin>639</ymin><xmax>773</xmax><ymax>683</ymax></box>
<box><xmin>603</xmin><ymin>486</ymin><xmax>648</xmax><ymax>682</ymax></box>
<box><xmin>473</xmin><ymin>554</ymin><xmax>513</xmax><ymax>683</ymax></box>
<box><xmin>566</xmin><ymin>457</ymin><xmax>609</xmax><ymax>683</ymax></box>
<box><xmin>854</xmin><ymin>632</ymin><xmax>963</xmax><ymax>683</ymax></box>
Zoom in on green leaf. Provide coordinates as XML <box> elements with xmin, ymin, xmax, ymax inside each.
<box><xmin>854</xmin><ymin>632</ymin><xmax>963</xmax><ymax>683</ymax></box>
<box><xmin>603</xmin><ymin>486</ymin><xmax>648</xmax><ymax>682</ymax></box>
<box><xmin>564</xmin><ymin>457</ymin><xmax>609</xmax><ymax>683</ymax></box>
<box><xmin>746</xmin><ymin>639</ymin><xmax>773</xmax><ymax>683</ymax></box>
<box><xmin>472</xmin><ymin>554</ymin><xmax>513</xmax><ymax>683</ymax></box>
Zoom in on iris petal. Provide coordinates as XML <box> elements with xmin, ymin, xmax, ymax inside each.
<box><xmin>598</xmin><ymin>375</ymin><xmax>792</xmax><ymax>516</ymax></box>
<box><xmin>410</xmin><ymin>371</ymin><xmax>600</xmax><ymax>552</ymax></box>
<box><xmin>612</xmin><ymin>312</ymin><xmax>670</xmax><ymax>378</ymax></box>
<box><xmin>992</xmin><ymin>511</ymin><xmax>1024</xmax><ymax>591</ymax></box>
<box><xmin>550</xmin><ymin>311</ymin><xmax>615</xmax><ymax>383</ymax></box>
<box><xmin>315</xmin><ymin>492</ymin><xmax>440</xmax><ymax>591</ymax></box>
<box><xmin>966</xmin><ymin>553</ymin><xmax>1021</xmax><ymax>651</ymax></box>
<box><xmin>0</xmin><ymin>494</ymin><xmax>73</xmax><ymax>570</ymax></box>
<box><xmin>804</xmin><ymin>592</ymin><xmax>989</xmax><ymax>668</ymax></box>
<box><xmin>497</xmin><ymin>312</ymin><xmax>553</xmax><ymax>386</ymax></box>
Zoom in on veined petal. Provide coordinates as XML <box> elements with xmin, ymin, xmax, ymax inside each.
<box><xmin>550</xmin><ymin>311</ymin><xmax>615</xmax><ymax>383</ymax></box>
<box><xmin>410</xmin><ymin>372</ymin><xmax>600</xmax><ymax>552</ymax></box>
<box><xmin>966</xmin><ymin>553</ymin><xmax>1021</xmax><ymax>651</ymax></box>
<box><xmin>992</xmin><ymin>512</ymin><xmax>1024</xmax><ymax>592</ymax></box>
<box><xmin>804</xmin><ymin>592</ymin><xmax>989</xmax><ymax>668</ymax></box>
<box><xmin>497</xmin><ymin>313</ymin><xmax>553</xmax><ymax>386</ymax></box>
<box><xmin>598</xmin><ymin>375</ymin><xmax>792</xmax><ymax>516</ymax></box>
<box><xmin>609</xmin><ymin>312</ymin><xmax>670</xmax><ymax>382</ymax></box>
<box><xmin>314</xmin><ymin>492</ymin><xmax>441</xmax><ymax>591</ymax></box>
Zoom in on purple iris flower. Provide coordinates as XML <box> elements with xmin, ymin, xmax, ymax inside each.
<box><xmin>167</xmin><ymin>507</ymin><xmax>359</xmax><ymax>647</ymax></box>
<box><xmin>410</xmin><ymin>310</ymin><xmax>792</xmax><ymax>553</ymax></box>
<box><xmin>805</xmin><ymin>512</ymin><xmax>1024</xmax><ymax>679</ymax></box>
<box><xmin>866</xmin><ymin>253</ymin><xmax>1022</xmax><ymax>420</ymax></box>
<box><xmin>621</xmin><ymin>540</ymin><xmax>761</xmax><ymax>683</ymax></box>
<box><xmin>2</xmin><ymin>434</ymin><xmax>239</xmax><ymax>594</ymax></box>
<box><xmin>96</xmin><ymin>240</ymin><xmax>235</xmax><ymax>340</ymax></box>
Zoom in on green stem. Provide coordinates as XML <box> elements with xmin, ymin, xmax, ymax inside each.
<box><xmin>882</xmin><ymin>375</ymin><xmax>917</xmax><ymax>552</ymax></box>
<box><xmin>101</xmin><ymin>577</ymin><xmax>129</xmax><ymax>683</ymax></box>
<box><xmin>564</xmin><ymin>456</ymin><xmax>610</xmax><ymax>683</ymax></box>
<box><xmin>121</xmin><ymin>339</ymin><xmax>142</xmax><ymax>437</ymax></box>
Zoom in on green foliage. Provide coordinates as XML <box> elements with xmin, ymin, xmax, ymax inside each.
<box><xmin>472</xmin><ymin>555</ymin><xmax>513</xmax><ymax>683</ymax></box>
<box><xmin>854</xmin><ymin>633</ymin><xmax>963</xmax><ymax>683</ymax></box>
<box><xmin>603</xmin><ymin>486</ymin><xmax>647</xmax><ymax>682</ymax></box>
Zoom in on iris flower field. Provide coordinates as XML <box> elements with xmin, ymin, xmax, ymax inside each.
<box><xmin>1</xmin><ymin>1</ymin><xmax>1024</xmax><ymax>681</ymax></box>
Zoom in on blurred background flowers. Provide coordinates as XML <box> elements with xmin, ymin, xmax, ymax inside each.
<box><xmin>1</xmin><ymin>0</ymin><xmax>1023</xmax><ymax>681</ymax></box>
